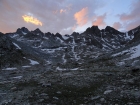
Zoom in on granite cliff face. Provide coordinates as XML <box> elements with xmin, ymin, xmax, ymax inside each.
<box><xmin>0</xmin><ymin>33</ymin><xmax>29</xmax><ymax>68</ymax></box>
<box><xmin>1</xmin><ymin>25</ymin><xmax>140</xmax><ymax>68</ymax></box>
<box><xmin>9</xmin><ymin>25</ymin><xmax>138</xmax><ymax>51</ymax></box>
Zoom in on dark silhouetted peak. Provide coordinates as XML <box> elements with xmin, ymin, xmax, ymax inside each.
<box><xmin>105</xmin><ymin>26</ymin><xmax>121</xmax><ymax>34</ymax></box>
<box><xmin>105</xmin><ymin>26</ymin><xmax>114</xmax><ymax>31</ymax></box>
<box><xmin>31</xmin><ymin>28</ymin><xmax>44</xmax><ymax>36</ymax></box>
<box><xmin>128</xmin><ymin>25</ymin><xmax>140</xmax><ymax>43</ymax></box>
<box><xmin>55</xmin><ymin>33</ymin><xmax>61</xmax><ymax>36</ymax></box>
<box><xmin>128</xmin><ymin>25</ymin><xmax>140</xmax><ymax>35</ymax></box>
<box><xmin>16</xmin><ymin>27</ymin><xmax>29</xmax><ymax>34</ymax></box>
<box><xmin>71</xmin><ymin>32</ymin><xmax>79</xmax><ymax>36</ymax></box>
<box><xmin>0</xmin><ymin>32</ymin><xmax>3</xmax><ymax>35</ymax></box>
<box><xmin>45</xmin><ymin>32</ymin><xmax>55</xmax><ymax>37</ymax></box>
<box><xmin>16</xmin><ymin>28</ymin><xmax>22</xmax><ymax>34</ymax></box>
<box><xmin>45</xmin><ymin>32</ymin><xmax>51</xmax><ymax>35</ymax></box>
<box><xmin>55</xmin><ymin>33</ymin><xmax>64</xmax><ymax>40</ymax></box>
<box><xmin>91</xmin><ymin>25</ymin><xmax>100</xmax><ymax>31</ymax></box>
<box><xmin>21</xmin><ymin>27</ymin><xmax>29</xmax><ymax>33</ymax></box>
<box><xmin>0</xmin><ymin>32</ymin><xmax>4</xmax><ymax>37</ymax></box>
<box><xmin>85</xmin><ymin>25</ymin><xmax>100</xmax><ymax>35</ymax></box>
<box><xmin>33</xmin><ymin>28</ymin><xmax>42</xmax><ymax>33</ymax></box>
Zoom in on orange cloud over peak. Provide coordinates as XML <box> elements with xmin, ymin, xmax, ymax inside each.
<box><xmin>74</xmin><ymin>7</ymin><xmax>88</xmax><ymax>26</ymax></box>
<box><xmin>22</xmin><ymin>15</ymin><xmax>42</xmax><ymax>26</ymax></box>
<box><xmin>92</xmin><ymin>14</ymin><xmax>106</xmax><ymax>27</ymax></box>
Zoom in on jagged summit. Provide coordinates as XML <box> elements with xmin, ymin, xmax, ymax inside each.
<box><xmin>5</xmin><ymin>25</ymin><xmax>140</xmax><ymax>50</ymax></box>
<box><xmin>16</xmin><ymin>27</ymin><xmax>29</xmax><ymax>34</ymax></box>
<box><xmin>85</xmin><ymin>25</ymin><xmax>100</xmax><ymax>34</ymax></box>
<box><xmin>105</xmin><ymin>26</ymin><xmax>123</xmax><ymax>34</ymax></box>
<box><xmin>32</xmin><ymin>28</ymin><xmax>42</xmax><ymax>33</ymax></box>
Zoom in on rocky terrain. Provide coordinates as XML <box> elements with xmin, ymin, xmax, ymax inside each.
<box><xmin>0</xmin><ymin>25</ymin><xmax>140</xmax><ymax>104</ymax></box>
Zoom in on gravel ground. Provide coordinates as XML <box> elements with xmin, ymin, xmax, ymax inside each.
<box><xmin>0</xmin><ymin>65</ymin><xmax>140</xmax><ymax>105</ymax></box>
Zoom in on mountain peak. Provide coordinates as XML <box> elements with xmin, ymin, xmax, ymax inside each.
<box><xmin>85</xmin><ymin>25</ymin><xmax>100</xmax><ymax>34</ymax></box>
<box><xmin>16</xmin><ymin>27</ymin><xmax>29</xmax><ymax>34</ymax></box>
<box><xmin>71</xmin><ymin>32</ymin><xmax>79</xmax><ymax>36</ymax></box>
<box><xmin>105</xmin><ymin>26</ymin><xmax>115</xmax><ymax>30</ymax></box>
<box><xmin>34</xmin><ymin>28</ymin><xmax>42</xmax><ymax>32</ymax></box>
<box><xmin>55</xmin><ymin>32</ymin><xmax>61</xmax><ymax>36</ymax></box>
<box><xmin>31</xmin><ymin>28</ymin><xmax>44</xmax><ymax>35</ymax></box>
<box><xmin>91</xmin><ymin>25</ymin><xmax>100</xmax><ymax>30</ymax></box>
<box><xmin>105</xmin><ymin>26</ymin><xmax>122</xmax><ymax>34</ymax></box>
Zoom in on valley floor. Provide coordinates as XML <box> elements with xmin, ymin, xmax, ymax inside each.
<box><xmin>0</xmin><ymin>65</ymin><xmax>140</xmax><ymax>105</ymax></box>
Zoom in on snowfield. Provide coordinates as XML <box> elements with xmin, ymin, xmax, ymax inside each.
<box><xmin>130</xmin><ymin>44</ymin><xmax>140</xmax><ymax>59</ymax></box>
<box><xmin>112</xmin><ymin>44</ymin><xmax>140</xmax><ymax>59</ymax></box>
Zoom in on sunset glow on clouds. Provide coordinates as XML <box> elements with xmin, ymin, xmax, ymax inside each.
<box><xmin>92</xmin><ymin>14</ymin><xmax>106</xmax><ymax>28</ymax></box>
<box><xmin>113</xmin><ymin>22</ymin><xmax>122</xmax><ymax>30</ymax></box>
<box><xmin>74</xmin><ymin>7</ymin><xmax>88</xmax><ymax>26</ymax></box>
<box><xmin>22</xmin><ymin>15</ymin><xmax>42</xmax><ymax>26</ymax></box>
<box><xmin>0</xmin><ymin>0</ymin><xmax>140</xmax><ymax>34</ymax></box>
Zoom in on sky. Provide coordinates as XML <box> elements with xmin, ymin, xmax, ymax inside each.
<box><xmin>0</xmin><ymin>0</ymin><xmax>140</xmax><ymax>35</ymax></box>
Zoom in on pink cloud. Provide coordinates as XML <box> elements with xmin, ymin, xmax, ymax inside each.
<box><xmin>74</xmin><ymin>7</ymin><xmax>88</xmax><ymax>26</ymax></box>
<box><xmin>119</xmin><ymin>13</ymin><xmax>135</xmax><ymax>21</ymax></box>
<box><xmin>92</xmin><ymin>14</ymin><xmax>106</xmax><ymax>27</ymax></box>
<box><xmin>113</xmin><ymin>22</ymin><xmax>122</xmax><ymax>30</ymax></box>
<box><xmin>126</xmin><ymin>20</ymin><xmax>140</xmax><ymax>30</ymax></box>
<box><xmin>119</xmin><ymin>1</ymin><xmax>140</xmax><ymax>22</ymax></box>
<box><xmin>118</xmin><ymin>1</ymin><xmax>140</xmax><ymax>30</ymax></box>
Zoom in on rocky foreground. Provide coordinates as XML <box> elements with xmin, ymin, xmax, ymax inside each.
<box><xmin>0</xmin><ymin>65</ymin><xmax>139</xmax><ymax>105</ymax></box>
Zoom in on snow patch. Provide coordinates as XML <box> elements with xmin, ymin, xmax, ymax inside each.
<box><xmin>29</xmin><ymin>59</ymin><xmax>39</xmax><ymax>65</ymax></box>
<box><xmin>22</xmin><ymin>31</ymin><xmax>27</xmax><ymax>35</ymax></box>
<box><xmin>117</xmin><ymin>61</ymin><xmax>125</xmax><ymax>66</ymax></box>
<box><xmin>56</xmin><ymin>67</ymin><xmax>79</xmax><ymax>71</ymax></box>
<box><xmin>11</xmin><ymin>34</ymin><xmax>19</xmax><ymax>38</ymax></box>
<box><xmin>62</xmin><ymin>35</ymin><xmax>69</xmax><ymax>40</ymax></box>
<box><xmin>130</xmin><ymin>44</ymin><xmax>140</xmax><ymax>59</ymax></box>
<box><xmin>71</xmin><ymin>68</ymin><xmax>79</xmax><ymax>70</ymax></box>
<box><xmin>56</xmin><ymin>67</ymin><xmax>66</xmax><ymax>71</ymax></box>
<box><xmin>13</xmin><ymin>76</ymin><xmax>22</xmax><ymax>79</ymax></box>
<box><xmin>62</xmin><ymin>54</ymin><xmax>67</xmax><ymax>63</ymax></box>
<box><xmin>2</xmin><ymin>67</ymin><xmax>17</xmax><ymax>70</ymax></box>
<box><xmin>22</xmin><ymin>65</ymin><xmax>31</xmax><ymax>68</ymax></box>
<box><xmin>47</xmin><ymin>49</ymin><xmax>55</xmax><ymax>53</ymax></box>
<box><xmin>56</xmin><ymin>37</ymin><xmax>63</xmax><ymax>43</ymax></box>
<box><xmin>12</xmin><ymin>42</ymin><xmax>21</xmax><ymax>49</ymax></box>
<box><xmin>132</xmin><ymin>60</ymin><xmax>139</xmax><ymax>66</ymax></box>
<box><xmin>104</xmin><ymin>90</ymin><xmax>113</xmax><ymax>94</ymax></box>
<box><xmin>112</xmin><ymin>44</ymin><xmax>140</xmax><ymax>60</ymax></box>
<box><xmin>43</xmin><ymin>37</ymin><xmax>48</xmax><ymax>40</ymax></box>
<box><xmin>125</xmin><ymin>32</ymin><xmax>130</xmax><ymax>40</ymax></box>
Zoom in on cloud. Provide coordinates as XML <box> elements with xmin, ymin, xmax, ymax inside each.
<box><xmin>113</xmin><ymin>22</ymin><xmax>122</xmax><ymax>30</ymax></box>
<box><xmin>118</xmin><ymin>0</ymin><xmax>140</xmax><ymax>30</ymax></box>
<box><xmin>74</xmin><ymin>7</ymin><xmax>88</xmax><ymax>26</ymax></box>
<box><xmin>0</xmin><ymin>0</ymin><xmax>105</xmax><ymax>34</ymax></box>
<box><xmin>92</xmin><ymin>14</ymin><xmax>106</xmax><ymax>28</ymax></box>
<box><xmin>22</xmin><ymin>15</ymin><xmax>43</xmax><ymax>26</ymax></box>
<box><xmin>119</xmin><ymin>1</ymin><xmax>140</xmax><ymax>22</ymax></box>
<box><xmin>125</xmin><ymin>19</ymin><xmax>140</xmax><ymax>30</ymax></box>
